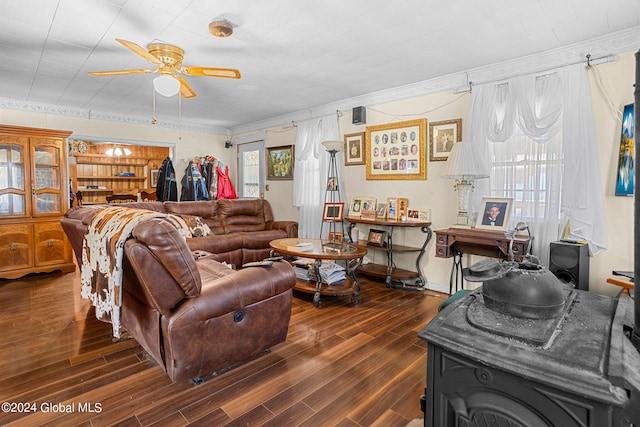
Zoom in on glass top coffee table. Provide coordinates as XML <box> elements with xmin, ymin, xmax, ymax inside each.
<box><xmin>270</xmin><ymin>238</ymin><xmax>367</xmax><ymax>307</ymax></box>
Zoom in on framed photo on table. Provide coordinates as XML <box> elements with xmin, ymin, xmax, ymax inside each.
<box><xmin>344</xmin><ymin>132</ymin><xmax>365</xmax><ymax>166</ymax></box>
<box><xmin>367</xmin><ymin>229</ymin><xmax>387</xmax><ymax>247</ymax></box>
<box><xmin>323</xmin><ymin>202</ymin><xmax>344</xmax><ymax>221</ymax></box>
<box><xmin>476</xmin><ymin>197</ymin><xmax>512</xmax><ymax>230</ymax></box>
<box><xmin>429</xmin><ymin>119</ymin><xmax>462</xmax><ymax>161</ymax></box>
<box><xmin>365</xmin><ymin>119</ymin><xmax>427</xmax><ymax>180</ymax></box>
<box><xmin>267</xmin><ymin>145</ymin><xmax>294</xmax><ymax>180</ymax></box>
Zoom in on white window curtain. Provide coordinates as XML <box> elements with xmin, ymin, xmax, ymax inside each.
<box><xmin>468</xmin><ymin>63</ymin><xmax>607</xmax><ymax>264</ymax></box>
<box><xmin>292</xmin><ymin>115</ymin><xmax>342</xmax><ymax>238</ymax></box>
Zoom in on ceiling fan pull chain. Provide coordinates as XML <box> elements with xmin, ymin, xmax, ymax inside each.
<box><xmin>152</xmin><ymin>86</ymin><xmax>157</xmax><ymax>124</ymax></box>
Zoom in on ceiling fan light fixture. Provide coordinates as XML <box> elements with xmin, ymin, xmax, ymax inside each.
<box><xmin>153</xmin><ymin>74</ymin><xmax>181</xmax><ymax>97</ymax></box>
<box><xmin>209</xmin><ymin>20</ymin><xmax>233</xmax><ymax>38</ymax></box>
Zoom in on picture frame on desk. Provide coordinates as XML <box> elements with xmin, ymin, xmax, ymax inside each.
<box><xmin>476</xmin><ymin>197</ymin><xmax>512</xmax><ymax>230</ymax></box>
<box><xmin>367</xmin><ymin>229</ymin><xmax>387</xmax><ymax>247</ymax></box>
<box><xmin>376</xmin><ymin>203</ymin><xmax>387</xmax><ymax>219</ymax></box>
<box><xmin>408</xmin><ymin>207</ymin><xmax>431</xmax><ymax>222</ymax></box>
<box><xmin>348</xmin><ymin>197</ymin><xmax>363</xmax><ymax>218</ymax></box>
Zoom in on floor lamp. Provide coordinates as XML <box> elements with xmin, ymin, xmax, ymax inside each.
<box><xmin>442</xmin><ymin>141</ymin><xmax>489</xmax><ymax>227</ymax></box>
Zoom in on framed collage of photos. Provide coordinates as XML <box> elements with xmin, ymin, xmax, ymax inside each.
<box><xmin>365</xmin><ymin>119</ymin><xmax>427</xmax><ymax>180</ymax></box>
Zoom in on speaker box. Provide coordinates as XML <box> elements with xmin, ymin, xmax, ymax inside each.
<box><xmin>352</xmin><ymin>106</ymin><xmax>366</xmax><ymax>125</ymax></box>
<box><xmin>549</xmin><ymin>241</ymin><xmax>589</xmax><ymax>291</ymax></box>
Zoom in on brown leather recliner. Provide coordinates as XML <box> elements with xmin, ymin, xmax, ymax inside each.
<box><xmin>117</xmin><ymin>217</ymin><xmax>296</xmax><ymax>382</ymax></box>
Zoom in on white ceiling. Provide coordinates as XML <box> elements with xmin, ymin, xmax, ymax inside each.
<box><xmin>1</xmin><ymin>0</ymin><xmax>640</xmax><ymax>134</ymax></box>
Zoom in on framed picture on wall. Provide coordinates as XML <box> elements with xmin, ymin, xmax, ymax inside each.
<box><xmin>344</xmin><ymin>132</ymin><xmax>366</xmax><ymax>165</ymax></box>
<box><xmin>615</xmin><ymin>103</ymin><xmax>634</xmax><ymax>196</ymax></box>
<box><xmin>267</xmin><ymin>145</ymin><xmax>295</xmax><ymax>180</ymax></box>
<box><xmin>475</xmin><ymin>197</ymin><xmax>512</xmax><ymax>230</ymax></box>
<box><xmin>365</xmin><ymin>118</ymin><xmax>427</xmax><ymax>180</ymax></box>
<box><xmin>429</xmin><ymin>118</ymin><xmax>462</xmax><ymax>161</ymax></box>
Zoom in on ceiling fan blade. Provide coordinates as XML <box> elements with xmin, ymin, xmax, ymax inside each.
<box><xmin>88</xmin><ymin>68</ymin><xmax>157</xmax><ymax>76</ymax></box>
<box><xmin>175</xmin><ymin>75</ymin><xmax>197</xmax><ymax>98</ymax></box>
<box><xmin>116</xmin><ymin>38</ymin><xmax>163</xmax><ymax>66</ymax></box>
<box><xmin>180</xmin><ymin>66</ymin><xmax>241</xmax><ymax>79</ymax></box>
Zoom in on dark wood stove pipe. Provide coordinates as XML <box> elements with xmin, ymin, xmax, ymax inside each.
<box><xmin>634</xmin><ymin>49</ymin><xmax>640</xmax><ymax>351</ymax></box>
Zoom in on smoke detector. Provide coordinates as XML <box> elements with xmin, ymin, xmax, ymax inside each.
<box><xmin>209</xmin><ymin>20</ymin><xmax>233</xmax><ymax>38</ymax></box>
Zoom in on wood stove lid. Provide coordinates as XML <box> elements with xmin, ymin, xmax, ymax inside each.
<box><xmin>467</xmin><ymin>289</ymin><xmax>577</xmax><ymax>347</ymax></box>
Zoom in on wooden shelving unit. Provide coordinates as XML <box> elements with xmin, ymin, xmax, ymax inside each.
<box><xmin>69</xmin><ymin>142</ymin><xmax>169</xmax><ymax>205</ymax></box>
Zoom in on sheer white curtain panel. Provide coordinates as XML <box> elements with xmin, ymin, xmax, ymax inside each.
<box><xmin>467</xmin><ymin>63</ymin><xmax>607</xmax><ymax>263</ymax></box>
<box><xmin>292</xmin><ymin>116</ymin><xmax>341</xmax><ymax>238</ymax></box>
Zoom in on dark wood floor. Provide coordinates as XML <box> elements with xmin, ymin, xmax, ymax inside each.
<box><xmin>0</xmin><ymin>268</ymin><xmax>447</xmax><ymax>426</ymax></box>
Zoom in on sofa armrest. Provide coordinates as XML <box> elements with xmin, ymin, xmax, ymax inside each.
<box><xmin>175</xmin><ymin>260</ymin><xmax>296</xmax><ymax>321</ymax></box>
<box><xmin>267</xmin><ymin>221</ymin><xmax>298</xmax><ymax>238</ymax></box>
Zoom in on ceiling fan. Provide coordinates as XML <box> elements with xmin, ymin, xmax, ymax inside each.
<box><xmin>88</xmin><ymin>39</ymin><xmax>241</xmax><ymax>98</ymax></box>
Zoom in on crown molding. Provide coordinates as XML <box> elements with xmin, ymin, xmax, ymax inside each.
<box><xmin>230</xmin><ymin>26</ymin><xmax>640</xmax><ymax>135</ymax></box>
<box><xmin>0</xmin><ymin>97</ymin><xmax>229</xmax><ymax>135</ymax></box>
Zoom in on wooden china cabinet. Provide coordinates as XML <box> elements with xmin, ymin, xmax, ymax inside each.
<box><xmin>0</xmin><ymin>125</ymin><xmax>75</xmax><ymax>279</ymax></box>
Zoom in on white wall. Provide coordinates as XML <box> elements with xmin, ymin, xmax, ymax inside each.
<box><xmin>1</xmin><ymin>49</ymin><xmax>635</xmax><ymax>296</ymax></box>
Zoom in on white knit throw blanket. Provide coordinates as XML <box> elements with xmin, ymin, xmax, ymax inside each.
<box><xmin>80</xmin><ymin>207</ymin><xmax>190</xmax><ymax>338</ymax></box>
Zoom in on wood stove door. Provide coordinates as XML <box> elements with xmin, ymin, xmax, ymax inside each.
<box><xmin>425</xmin><ymin>344</ymin><xmax>611</xmax><ymax>427</ymax></box>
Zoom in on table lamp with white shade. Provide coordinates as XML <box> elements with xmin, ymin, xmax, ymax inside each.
<box><xmin>441</xmin><ymin>141</ymin><xmax>489</xmax><ymax>227</ymax></box>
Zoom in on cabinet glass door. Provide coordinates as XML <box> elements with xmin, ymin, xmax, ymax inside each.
<box><xmin>32</xmin><ymin>141</ymin><xmax>62</xmax><ymax>216</ymax></box>
<box><xmin>0</xmin><ymin>143</ymin><xmax>26</xmax><ymax>216</ymax></box>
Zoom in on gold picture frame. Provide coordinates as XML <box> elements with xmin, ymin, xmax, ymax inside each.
<box><xmin>267</xmin><ymin>145</ymin><xmax>294</xmax><ymax>180</ymax></box>
<box><xmin>344</xmin><ymin>132</ymin><xmax>366</xmax><ymax>166</ymax></box>
<box><xmin>429</xmin><ymin>118</ymin><xmax>462</xmax><ymax>161</ymax></box>
<box><xmin>365</xmin><ymin>118</ymin><xmax>427</xmax><ymax>180</ymax></box>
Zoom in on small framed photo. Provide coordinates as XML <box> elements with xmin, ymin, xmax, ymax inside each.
<box><xmin>267</xmin><ymin>145</ymin><xmax>295</xmax><ymax>180</ymax></box>
<box><xmin>328</xmin><ymin>232</ymin><xmax>344</xmax><ymax>243</ymax></box>
<box><xmin>323</xmin><ymin>202</ymin><xmax>344</xmax><ymax>221</ymax></box>
<box><xmin>349</xmin><ymin>197</ymin><xmax>363</xmax><ymax>218</ymax></box>
<box><xmin>344</xmin><ymin>132</ymin><xmax>365</xmax><ymax>166</ymax></box>
<box><xmin>376</xmin><ymin>203</ymin><xmax>387</xmax><ymax>219</ymax></box>
<box><xmin>326</xmin><ymin>176</ymin><xmax>338</xmax><ymax>191</ymax></box>
<box><xmin>150</xmin><ymin>169</ymin><xmax>159</xmax><ymax>188</ymax></box>
<box><xmin>476</xmin><ymin>197</ymin><xmax>512</xmax><ymax>230</ymax></box>
<box><xmin>429</xmin><ymin>119</ymin><xmax>462</xmax><ymax>161</ymax></box>
<box><xmin>367</xmin><ymin>229</ymin><xmax>387</xmax><ymax>247</ymax></box>
<box><xmin>407</xmin><ymin>208</ymin><xmax>431</xmax><ymax>222</ymax></box>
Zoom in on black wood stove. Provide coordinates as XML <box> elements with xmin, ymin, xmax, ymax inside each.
<box><xmin>418</xmin><ymin>49</ymin><xmax>640</xmax><ymax>427</ymax></box>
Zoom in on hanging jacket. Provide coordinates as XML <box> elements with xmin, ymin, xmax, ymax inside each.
<box><xmin>181</xmin><ymin>161</ymin><xmax>210</xmax><ymax>201</ymax></box>
<box><xmin>216</xmin><ymin>165</ymin><xmax>237</xmax><ymax>199</ymax></box>
<box><xmin>156</xmin><ymin>157</ymin><xmax>177</xmax><ymax>202</ymax></box>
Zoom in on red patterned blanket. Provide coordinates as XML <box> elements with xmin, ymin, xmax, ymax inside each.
<box><xmin>80</xmin><ymin>207</ymin><xmax>190</xmax><ymax>338</ymax></box>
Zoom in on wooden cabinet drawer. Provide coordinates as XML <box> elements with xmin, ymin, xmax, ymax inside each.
<box><xmin>0</xmin><ymin>224</ymin><xmax>33</xmax><ymax>272</ymax></box>
<box><xmin>34</xmin><ymin>221</ymin><xmax>71</xmax><ymax>266</ymax></box>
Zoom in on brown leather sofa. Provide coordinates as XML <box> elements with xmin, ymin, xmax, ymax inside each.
<box><xmin>62</xmin><ymin>198</ymin><xmax>298</xmax><ymax>267</ymax></box>
<box><xmin>61</xmin><ymin>199</ymin><xmax>298</xmax><ymax>382</ymax></box>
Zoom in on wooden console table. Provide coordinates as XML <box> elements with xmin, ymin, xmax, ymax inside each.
<box><xmin>435</xmin><ymin>227</ymin><xmax>532</xmax><ymax>294</ymax></box>
<box><xmin>346</xmin><ymin>217</ymin><xmax>432</xmax><ymax>289</ymax></box>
